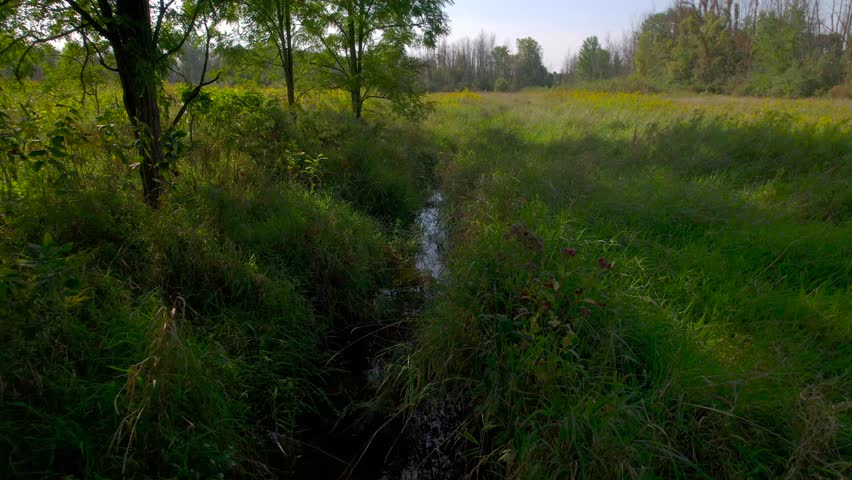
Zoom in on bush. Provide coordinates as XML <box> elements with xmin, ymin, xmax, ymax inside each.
<box><xmin>494</xmin><ymin>77</ymin><xmax>511</xmax><ymax>92</ymax></box>
<box><xmin>828</xmin><ymin>84</ymin><xmax>852</xmax><ymax>99</ymax></box>
<box><xmin>189</xmin><ymin>93</ymin><xmax>439</xmax><ymax>223</ymax></box>
<box><xmin>561</xmin><ymin>75</ymin><xmax>664</xmax><ymax>94</ymax></box>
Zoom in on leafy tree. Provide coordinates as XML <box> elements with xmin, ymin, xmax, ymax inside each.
<box><xmin>630</xmin><ymin>1</ymin><xmax>849</xmax><ymax>96</ymax></box>
<box><xmin>3</xmin><ymin>0</ymin><xmax>227</xmax><ymax>206</ymax></box>
<box><xmin>51</xmin><ymin>40</ymin><xmax>113</xmax><ymax>111</ymax></box>
<box><xmin>635</xmin><ymin>12</ymin><xmax>675</xmax><ymax>79</ymax></box>
<box><xmin>576</xmin><ymin>36</ymin><xmax>610</xmax><ymax>81</ymax></box>
<box><xmin>513</xmin><ymin>37</ymin><xmax>547</xmax><ymax>89</ymax></box>
<box><xmin>305</xmin><ymin>0</ymin><xmax>450</xmax><ymax>118</ymax></box>
<box><xmin>846</xmin><ymin>33</ymin><xmax>852</xmax><ymax>84</ymax></box>
<box><xmin>691</xmin><ymin>12</ymin><xmax>732</xmax><ymax>88</ymax></box>
<box><xmin>239</xmin><ymin>0</ymin><xmax>302</xmax><ymax>107</ymax></box>
<box><xmin>492</xmin><ymin>44</ymin><xmax>513</xmax><ymax>87</ymax></box>
<box><xmin>494</xmin><ymin>76</ymin><xmax>510</xmax><ymax>92</ymax></box>
<box><xmin>215</xmin><ymin>42</ymin><xmax>287</xmax><ymax>85</ymax></box>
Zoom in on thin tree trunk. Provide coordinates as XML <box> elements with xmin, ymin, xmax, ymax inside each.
<box><xmin>347</xmin><ymin>5</ymin><xmax>362</xmax><ymax>119</ymax></box>
<box><xmin>350</xmin><ymin>88</ymin><xmax>362</xmax><ymax>118</ymax></box>
<box><xmin>283</xmin><ymin>0</ymin><xmax>296</xmax><ymax>108</ymax></box>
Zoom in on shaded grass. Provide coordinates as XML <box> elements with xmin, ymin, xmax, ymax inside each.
<box><xmin>0</xmin><ymin>182</ymin><xmax>386</xmax><ymax>477</ymax></box>
<box><xmin>0</xmin><ymin>83</ymin><xmax>435</xmax><ymax>477</ymax></box>
<box><xmin>409</xmin><ymin>91</ymin><xmax>851</xmax><ymax>478</ymax></box>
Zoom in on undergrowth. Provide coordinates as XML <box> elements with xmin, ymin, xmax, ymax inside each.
<box><xmin>0</xmin><ymin>82</ymin><xmax>438</xmax><ymax>477</ymax></box>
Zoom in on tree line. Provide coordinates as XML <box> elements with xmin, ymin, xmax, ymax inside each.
<box><xmin>417</xmin><ymin>0</ymin><xmax>851</xmax><ymax>96</ymax></box>
<box><xmin>416</xmin><ymin>33</ymin><xmax>556</xmax><ymax>92</ymax></box>
<box><xmin>624</xmin><ymin>0</ymin><xmax>851</xmax><ymax>95</ymax></box>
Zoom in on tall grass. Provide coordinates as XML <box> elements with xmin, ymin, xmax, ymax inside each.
<box><xmin>0</xmin><ymin>80</ymin><xmax>438</xmax><ymax>477</ymax></box>
<box><xmin>409</xmin><ymin>90</ymin><xmax>851</xmax><ymax>479</ymax></box>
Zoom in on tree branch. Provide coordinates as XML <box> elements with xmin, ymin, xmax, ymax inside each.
<box><xmin>158</xmin><ymin>0</ymin><xmax>208</xmax><ymax>61</ymax></box>
<box><xmin>64</xmin><ymin>0</ymin><xmax>110</xmax><ymax>38</ymax></box>
<box><xmin>154</xmin><ymin>0</ymin><xmax>179</xmax><ymax>43</ymax></box>
<box><xmin>12</xmin><ymin>24</ymin><xmax>88</xmax><ymax>79</ymax></box>
<box><xmin>330</xmin><ymin>14</ymin><xmax>351</xmax><ymax>44</ymax></box>
<box><xmin>167</xmin><ymin>16</ymin><xmax>218</xmax><ymax>133</ymax></box>
<box><xmin>364</xmin><ymin>21</ymin><xmax>425</xmax><ymax>37</ymax></box>
<box><xmin>84</xmin><ymin>32</ymin><xmax>119</xmax><ymax>71</ymax></box>
<box><xmin>316</xmin><ymin>32</ymin><xmax>349</xmax><ymax>75</ymax></box>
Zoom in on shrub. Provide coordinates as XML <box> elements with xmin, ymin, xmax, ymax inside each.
<box><xmin>494</xmin><ymin>77</ymin><xmax>511</xmax><ymax>92</ymax></box>
<box><xmin>828</xmin><ymin>84</ymin><xmax>852</xmax><ymax>99</ymax></box>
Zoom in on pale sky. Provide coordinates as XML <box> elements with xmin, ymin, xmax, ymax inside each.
<box><xmin>444</xmin><ymin>0</ymin><xmax>660</xmax><ymax>70</ymax></box>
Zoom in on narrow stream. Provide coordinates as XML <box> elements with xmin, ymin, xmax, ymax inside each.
<box><xmin>415</xmin><ymin>191</ymin><xmax>446</xmax><ymax>280</ymax></box>
<box><xmin>376</xmin><ymin>190</ymin><xmax>465</xmax><ymax>480</ymax></box>
<box><xmin>296</xmin><ymin>191</ymin><xmax>464</xmax><ymax>480</ymax></box>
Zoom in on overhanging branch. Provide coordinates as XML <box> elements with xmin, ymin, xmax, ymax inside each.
<box><xmin>167</xmin><ymin>16</ymin><xmax>219</xmax><ymax>133</ymax></box>
<box><xmin>64</xmin><ymin>0</ymin><xmax>110</xmax><ymax>37</ymax></box>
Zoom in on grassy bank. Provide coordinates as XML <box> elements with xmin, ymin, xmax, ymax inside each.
<box><xmin>410</xmin><ymin>90</ymin><xmax>851</xmax><ymax>478</ymax></box>
<box><xmin>0</xmin><ymin>84</ymin><xmax>438</xmax><ymax>477</ymax></box>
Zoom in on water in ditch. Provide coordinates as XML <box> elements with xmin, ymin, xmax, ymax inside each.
<box><xmin>295</xmin><ymin>191</ymin><xmax>466</xmax><ymax>480</ymax></box>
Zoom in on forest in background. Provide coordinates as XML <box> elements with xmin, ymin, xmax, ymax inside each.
<box><xmin>419</xmin><ymin>0</ymin><xmax>852</xmax><ymax>97</ymax></box>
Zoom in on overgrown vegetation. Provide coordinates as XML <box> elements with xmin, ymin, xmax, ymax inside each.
<box><xmin>1</xmin><ymin>0</ymin><xmax>850</xmax><ymax>477</ymax></box>
<box><xmin>407</xmin><ymin>90</ymin><xmax>851</xmax><ymax>479</ymax></box>
<box><xmin>0</xmin><ymin>79</ymin><xmax>439</xmax><ymax>477</ymax></box>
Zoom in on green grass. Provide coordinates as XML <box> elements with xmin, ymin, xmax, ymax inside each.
<box><xmin>408</xmin><ymin>90</ymin><xmax>851</xmax><ymax>479</ymax></box>
<box><xmin>2</xmin><ymin>77</ymin><xmax>849</xmax><ymax>478</ymax></box>
<box><xmin>0</xmin><ymin>81</ymin><xmax>437</xmax><ymax>477</ymax></box>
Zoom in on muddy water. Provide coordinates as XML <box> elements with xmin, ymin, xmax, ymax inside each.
<box><xmin>295</xmin><ymin>191</ymin><xmax>464</xmax><ymax>480</ymax></box>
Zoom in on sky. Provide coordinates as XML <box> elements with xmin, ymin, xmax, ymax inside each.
<box><xmin>443</xmin><ymin>0</ymin><xmax>661</xmax><ymax>70</ymax></box>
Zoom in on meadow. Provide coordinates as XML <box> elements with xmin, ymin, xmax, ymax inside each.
<box><xmin>410</xmin><ymin>90</ymin><xmax>851</xmax><ymax>479</ymax></box>
<box><xmin>0</xmin><ymin>79</ymin><xmax>850</xmax><ymax>479</ymax></box>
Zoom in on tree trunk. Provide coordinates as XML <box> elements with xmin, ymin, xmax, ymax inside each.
<box><xmin>350</xmin><ymin>88</ymin><xmax>362</xmax><ymax>118</ymax></box>
<box><xmin>347</xmin><ymin>7</ymin><xmax>362</xmax><ymax>119</ymax></box>
<box><xmin>283</xmin><ymin>0</ymin><xmax>296</xmax><ymax>108</ymax></box>
<box><xmin>112</xmin><ymin>0</ymin><xmax>165</xmax><ymax>208</ymax></box>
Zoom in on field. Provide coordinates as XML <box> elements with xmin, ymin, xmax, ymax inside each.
<box><xmin>0</xmin><ymin>82</ymin><xmax>850</xmax><ymax>479</ymax></box>
<box><xmin>410</xmin><ymin>90</ymin><xmax>851</xmax><ymax>478</ymax></box>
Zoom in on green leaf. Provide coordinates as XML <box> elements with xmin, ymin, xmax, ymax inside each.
<box><xmin>48</xmin><ymin>159</ymin><xmax>66</xmax><ymax>171</ymax></box>
<box><xmin>49</xmin><ymin>146</ymin><xmax>69</xmax><ymax>158</ymax></box>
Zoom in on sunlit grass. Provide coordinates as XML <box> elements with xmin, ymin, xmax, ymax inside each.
<box><xmin>411</xmin><ymin>90</ymin><xmax>851</xmax><ymax>479</ymax></box>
